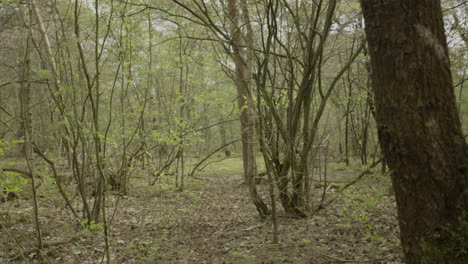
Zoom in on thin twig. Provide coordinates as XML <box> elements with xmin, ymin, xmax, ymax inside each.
<box><xmin>321</xmin><ymin>252</ymin><xmax>391</xmax><ymax>263</ymax></box>
<box><xmin>442</xmin><ymin>1</ymin><xmax>468</xmax><ymax>12</ymax></box>
<box><xmin>320</xmin><ymin>158</ymin><xmax>382</xmax><ymax>209</ymax></box>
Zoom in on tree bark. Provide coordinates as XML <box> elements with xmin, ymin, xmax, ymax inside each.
<box><xmin>361</xmin><ymin>1</ymin><xmax>468</xmax><ymax>263</ymax></box>
<box><xmin>23</xmin><ymin>1</ymin><xmax>43</xmax><ymax>251</ymax></box>
<box><xmin>228</xmin><ymin>0</ymin><xmax>270</xmax><ymax>218</ymax></box>
<box><xmin>228</xmin><ymin>0</ymin><xmax>251</xmax><ymax>185</ymax></box>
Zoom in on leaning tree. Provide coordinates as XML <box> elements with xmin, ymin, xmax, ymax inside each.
<box><xmin>361</xmin><ymin>0</ymin><xmax>468</xmax><ymax>263</ymax></box>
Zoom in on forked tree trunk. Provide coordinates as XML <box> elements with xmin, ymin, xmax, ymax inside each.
<box><xmin>361</xmin><ymin>1</ymin><xmax>468</xmax><ymax>263</ymax></box>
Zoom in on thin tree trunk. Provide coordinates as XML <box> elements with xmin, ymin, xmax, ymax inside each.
<box><xmin>22</xmin><ymin>1</ymin><xmax>43</xmax><ymax>252</ymax></box>
<box><xmin>17</xmin><ymin>60</ymin><xmax>26</xmax><ymax>155</ymax></box>
<box><xmin>228</xmin><ymin>0</ymin><xmax>270</xmax><ymax>218</ymax></box>
<box><xmin>360</xmin><ymin>100</ymin><xmax>370</xmax><ymax>165</ymax></box>
<box><xmin>344</xmin><ymin>65</ymin><xmax>352</xmax><ymax>166</ymax></box>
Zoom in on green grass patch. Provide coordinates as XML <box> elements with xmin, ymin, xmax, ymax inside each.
<box><xmin>201</xmin><ymin>154</ymin><xmax>266</xmax><ymax>176</ymax></box>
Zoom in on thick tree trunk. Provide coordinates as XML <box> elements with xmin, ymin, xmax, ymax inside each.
<box><xmin>361</xmin><ymin>1</ymin><xmax>468</xmax><ymax>263</ymax></box>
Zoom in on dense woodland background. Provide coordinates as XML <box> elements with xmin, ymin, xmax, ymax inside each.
<box><xmin>0</xmin><ymin>0</ymin><xmax>466</xmax><ymax>263</ymax></box>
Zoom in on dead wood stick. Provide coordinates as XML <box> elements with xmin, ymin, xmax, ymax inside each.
<box><xmin>1</xmin><ymin>168</ymin><xmax>33</xmax><ymax>178</ymax></box>
<box><xmin>319</xmin><ymin>158</ymin><xmax>382</xmax><ymax>209</ymax></box>
<box><xmin>321</xmin><ymin>252</ymin><xmax>391</xmax><ymax>263</ymax></box>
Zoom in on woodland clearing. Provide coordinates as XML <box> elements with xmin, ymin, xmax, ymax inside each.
<box><xmin>1</xmin><ymin>156</ymin><xmax>402</xmax><ymax>264</ymax></box>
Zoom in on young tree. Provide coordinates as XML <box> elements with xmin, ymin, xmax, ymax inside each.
<box><xmin>227</xmin><ymin>0</ymin><xmax>270</xmax><ymax>217</ymax></box>
<box><xmin>360</xmin><ymin>0</ymin><xmax>468</xmax><ymax>263</ymax></box>
<box><xmin>253</xmin><ymin>0</ymin><xmax>364</xmax><ymax>216</ymax></box>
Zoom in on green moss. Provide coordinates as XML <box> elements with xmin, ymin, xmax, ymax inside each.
<box><xmin>422</xmin><ymin>216</ymin><xmax>468</xmax><ymax>264</ymax></box>
<box><xmin>298</xmin><ymin>239</ymin><xmax>313</xmax><ymax>247</ymax></box>
<box><xmin>228</xmin><ymin>250</ymin><xmax>251</xmax><ymax>260</ymax></box>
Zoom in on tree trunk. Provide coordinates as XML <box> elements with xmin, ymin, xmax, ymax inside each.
<box><xmin>22</xmin><ymin>2</ymin><xmax>43</xmax><ymax>251</ymax></box>
<box><xmin>361</xmin><ymin>1</ymin><xmax>468</xmax><ymax>263</ymax></box>
<box><xmin>228</xmin><ymin>0</ymin><xmax>269</xmax><ymax>218</ymax></box>
<box><xmin>17</xmin><ymin>61</ymin><xmax>29</xmax><ymax>156</ymax></box>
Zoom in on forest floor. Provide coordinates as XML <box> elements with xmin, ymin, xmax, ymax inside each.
<box><xmin>0</xmin><ymin>156</ymin><xmax>403</xmax><ymax>264</ymax></box>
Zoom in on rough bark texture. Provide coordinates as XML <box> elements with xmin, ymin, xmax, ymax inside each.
<box><xmin>228</xmin><ymin>0</ymin><xmax>270</xmax><ymax>218</ymax></box>
<box><xmin>361</xmin><ymin>1</ymin><xmax>468</xmax><ymax>263</ymax></box>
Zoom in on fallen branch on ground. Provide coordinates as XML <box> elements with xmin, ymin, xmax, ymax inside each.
<box><xmin>319</xmin><ymin>158</ymin><xmax>382</xmax><ymax>209</ymax></box>
<box><xmin>320</xmin><ymin>252</ymin><xmax>391</xmax><ymax>263</ymax></box>
<box><xmin>1</xmin><ymin>168</ymin><xmax>33</xmax><ymax>178</ymax></box>
<box><xmin>188</xmin><ymin>139</ymin><xmax>239</xmax><ymax>177</ymax></box>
